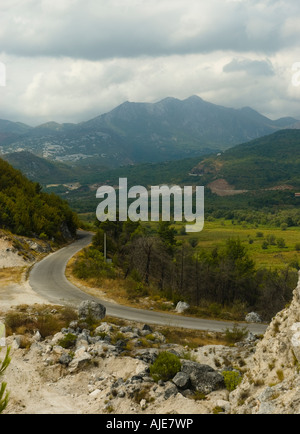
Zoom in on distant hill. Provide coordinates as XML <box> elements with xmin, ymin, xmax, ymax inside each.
<box><xmin>0</xmin><ymin>96</ymin><xmax>298</xmax><ymax>167</ymax></box>
<box><xmin>2</xmin><ymin>151</ymin><xmax>84</xmax><ymax>184</ymax></box>
<box><xmin>0</xmin><ymin>157</ymin><xmax>78</xmax><ymax>241</ymax></box>
<box><xmin>2</xmin><ymin>151</ymin><xmax>111</xmax><ymax>185</ymax></box>
<box><xmin>191</xmin><ymin>129</ymin><xmax>300</xmax><ymax>192</ymax></box>
<box><xmin>0</xmin><ymin>119</ymin><xmax>32</xmax><ymax>147</ymax></box>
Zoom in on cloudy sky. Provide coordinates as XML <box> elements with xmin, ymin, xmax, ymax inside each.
<box><xmin>0</xmin><ymin>0</ymin><xmax>300</xmax><ymax>125</ymax></box>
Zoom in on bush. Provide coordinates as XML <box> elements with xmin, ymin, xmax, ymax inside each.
<box><xmin>126</xmin><ymin>282</ymin><xmax>149</xmax><ymax>300</ymax></box>
<box><xmin>58</xmin><ymin>333</ymin><xmax>77</xmax><ymax>349</ymax></box>
<box><xmin>5</xmin><ymin>306</ymin><xmax>78</xmax><ymax>338</ymax></box>
<box><xmin>150</xmin><ymin>351</ymin><xmax>181</xmax><ymax>382</ymax></box>
<box><xmin>277</xmin><ymin>238</ymin><xmax>286</xmax><ymax>248</ymax></box>
<box><xmin>73</xmin><ymin>248</ymin><xmax>116</xmax><ymax>282</ymax></box>
<box><xmin>223</xmin><ymin>323</ymin><xmax>249</xmax><ymax>345</ymax></box>
<box><xmin>223</xmin><ymin>370</ymin><xmax>242</xmax><ymax>392</ymax></box>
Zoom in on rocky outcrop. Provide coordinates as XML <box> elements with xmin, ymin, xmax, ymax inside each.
<box><xmin>38</xmin><ymin>317</ymin><xmax>225</xmax><ymax>397</ymax></box>
<box><xmin>230</xmin><ymin>271</ymin><xmax>300</xmax><ymax>414</ymax></box>
<box><xmin>4</xmin><ymin>301</ymin><xmax>240</xmax><ymax>414</ymax></box>
<box><xmin>7</xmin><ymin>269</ymin><xmax>300</xmax><ymax>415</ymax></box>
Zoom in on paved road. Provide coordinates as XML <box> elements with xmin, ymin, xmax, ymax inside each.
<box><xmin>29</xmin><ymin>231</ymin><xmax>268</xmax><ymax>334</ymax></box>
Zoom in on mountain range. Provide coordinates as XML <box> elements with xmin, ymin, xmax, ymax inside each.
<box><xmin>0</xmin><ymin>95</ymin><xmax>298</xmax><ymax>168</ymax></box>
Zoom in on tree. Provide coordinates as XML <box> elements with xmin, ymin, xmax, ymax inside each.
<box><xmin>157</xmin><ymin>221</ymin><xmax>177</xmax><ymax>255</ymax></box>
<box><xmin>0</xmin><ymin>347</ymin><xmax>11</xmax><ymax>414</ymax></box>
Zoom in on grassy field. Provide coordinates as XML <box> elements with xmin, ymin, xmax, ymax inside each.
<box><xmin>78</xmin><ymin>212</ymin><xmax>300</xmax><ymax>271</ymax></box>
<box><xmin>175</xmin><ymin>219</ymin><xmax>300</xmax><ymax>270</ymax></box>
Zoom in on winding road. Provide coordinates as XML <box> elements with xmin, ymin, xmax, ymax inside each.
<box><xmin>29</xmin><ymin>231</ymin><xmax>268</xmax><ymax>334</ymax></box>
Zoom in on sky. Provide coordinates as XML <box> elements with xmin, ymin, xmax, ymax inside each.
<box><xmin>0</xmin><ymin>0</ymin><xmax>300</xmax><ymax>126</ymax></box>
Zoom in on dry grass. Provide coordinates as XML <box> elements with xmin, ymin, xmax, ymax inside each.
<box><xmin>0</xmin><ymin>267</ymin><xmax>27</xmax><ymax>286</ymax></box>
<box><xmin>157</xmin><ymin>325</ymin><xmax>228</xmax><ymax>348</ymax></box>
<box><xmin>66</xmin><ymin>255</ymin><xmax>159</xmax><ymax>309</ymax></box>
<box><xmin>103</xmin><ymin>315</ymin><xmax>228</xmax><ymax>347</ymax></box>
<box><xmin>4</xmin><ymin>304</ymin><xmax>78</xmax><ymax>338</ymax></box>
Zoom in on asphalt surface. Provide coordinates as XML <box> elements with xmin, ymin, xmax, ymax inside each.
<box><xmin>29</xmin><ymin>230</ymin><xmax>268</xmax><ymax>334</ymax></box>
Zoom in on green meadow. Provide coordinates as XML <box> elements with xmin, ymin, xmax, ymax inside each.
<box><xmin>175</xmin><ymin>219</ymin><xmax>300</xmax><ymax>270</ymax></box>
<box><xmin>79</xmin><ymin>211</ymin><xmax>300</xmax><ymax>271</ymax></box>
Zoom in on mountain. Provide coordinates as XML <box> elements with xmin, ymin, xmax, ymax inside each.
<box><xmin>0</xmin><ymin>119</ymin><xmax>32</xmax><ymax>146</ymax></box>
<box><xmin>0</xmin><ymin>157</ymin><xmax>78</xmax><ymax>241</ymax></box>
<box><xmin>0</xmin><ymin>96</ymin><xmax>298</xmax><ymax>167</ymax></box>
<box><xmin>190</xmin><ymin>129</ymin><xmax>300</xmax><ymax>192</ymax></box>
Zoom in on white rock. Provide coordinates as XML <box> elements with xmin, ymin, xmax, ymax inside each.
<box><xmin>175</xmin><ymin>301</ymin><xmax>190</xmax><ymax>313</ymax></box>
<box><xmin>90</xmin><ymin>389</ymin><xmax>101</xmax><ymax>398</ymax></box>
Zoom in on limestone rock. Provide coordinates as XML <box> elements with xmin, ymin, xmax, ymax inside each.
<box><xmin>181</xmin><ymin>360</ymin><xmax>224</xmax><ymax>394</ymax></box>
<box><xmin>230</xmin><ymin>270</ymin><xmax>300</xmax><ymax>414</ymax></box>
<box><xmin>78</xmin><ymin>300</ymin><xmax>106</xmax><ymax>321</ymax></box>
<box><xmin>175</xmin><ymin>301</ymin><xmax>190</xmax><ymax>313</ymax></box>
<box><xmin>245</xmin><ymin>312</ymin><xmax>262</xmax><ymax>323</ymax></box>
<box><xmin>172</xmin><ymin>371</ymin><xmax>190</xmax><ymax>390</ymax></box>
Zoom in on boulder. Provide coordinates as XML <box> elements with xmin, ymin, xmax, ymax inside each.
<box><xmin>68</xmin><ymin>347</ymin><xmax>92</xmax><ymax>372</ymax></box>
<box><xmin>175</xmin><ymin>301</ymin><xmax>190</xmax><ymax>313</ymax></box>
<box><xmin>181</xmin><ymin>360</ymin><xmax>224</xmax><ymax>394</ymax></box>
<box><xmin>245</xmin><ymin>312</ymin><xmax>262</xmax><ymax>323</ymax></box>
<box><xmin>78</xmin><ymin>300</ymin><xmax>106</xmax><ymax>321</ymax></box>
<box><xmin>172</xmin><ymin>371</ymin><xmax>190</xmax><ymax>390</ymax></box>
<box><xmin>164</xmin><ymin>382</ymin><xmax>178</xmax><ymax>399</ymax></box>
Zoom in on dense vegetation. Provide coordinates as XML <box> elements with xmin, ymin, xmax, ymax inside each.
<box><xmin>42</xmin><ymin>130</ymin><xmax>300</xmax><ymax>217</ymax></box>
<box><xmin>73</xmin><ymin>219</ymin><xmax>298</xmax><ymax>321</ymax></box>
<box><xmin>0</xmin><ymin>158</ymin><xmax>78</xmax><ymax>241</ymax></box>
<box><xmin>196</xmin><ymin>130</ymin><xmax>300</xmax><ymax>190</ymax></box>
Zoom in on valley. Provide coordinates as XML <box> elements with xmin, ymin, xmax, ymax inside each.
<box><xmin>1</xmin><ymin>97</ymin><xmax>300</xmax><ymax>416</ymax></box>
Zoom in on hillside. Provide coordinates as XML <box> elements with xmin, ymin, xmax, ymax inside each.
<box><xmin>1</xmin><ymin>151</ymin><xmax>80</xmax><ymax>184</ymax></box>
<box><xmin>0</xmin><ymin>119</ymin><xmax>32</xmax><ymax>150</ymax></box>
<box><xmin>44</xmin><ymin>130</ymin><xmax>300</xmax><ymax>215</ymax></box>
<box><xmin>0</xmin><ymin>157</ymin><xmax>78</xmax><ymax>241</ymax></box>
<box><xmin>191</xmin><ymin>129</ymin><xmax>300</xmax><ymax>192</ymax></box>
<box><xmin>0</xmin><ymin>96</ymin><xmax>297</xmax><ymax>167</ymax></box>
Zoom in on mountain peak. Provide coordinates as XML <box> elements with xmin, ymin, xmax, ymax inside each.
<box><xmin>185</xmin><ymin>95</ymin><xmax>203</xmax><ymax>102</ymax></box>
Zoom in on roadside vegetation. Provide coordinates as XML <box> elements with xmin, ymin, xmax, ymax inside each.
<box><xmin>71</xmin><ymin>215</ymin><xmax>299</xmax><ymax>322</ymax></box>
<box><xmin>0</xmin><ymin>158</ymin><xmax>78</xmax><ymax>242</ymax></box>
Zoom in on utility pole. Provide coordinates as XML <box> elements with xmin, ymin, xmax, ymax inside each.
<box><xmin>104</xmin><ymin>232</ymin><xmax>107</xmax><ymax>261</ymax></box>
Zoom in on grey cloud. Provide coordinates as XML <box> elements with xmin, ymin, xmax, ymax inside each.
<box><xmin>1</xmin><ymin>0</ymin><xmax>300</xmax><ymax>125</ymax></box>
<box><xmin>0</xmin><ymin>0</ymin><xmax>299</xmax><ymax>60</ymax></box>
<box><xmin>223</xmin><ymin>58</ymin><xmax>275</xmax><ymax>76</ymax></box>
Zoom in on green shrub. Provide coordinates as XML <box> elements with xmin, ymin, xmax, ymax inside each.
<box><xmin>150</xmin><ymin>351</ymin><xmax>181</xmax><ymax>382</ymax></box>
<box><xmin>224</xmin><ymin>323</ymin><xmax>249</xmax><ymax>345</ymax></box>
<box><xmin>58</xmin><ymin>333</ymin><xmax>77</xmax><ymax>349</ymax></box>
<box><xmin>126</xmin><ymin>282</ymin><xmax>149</xmax><ymax>300</ymax></box>
<box><xmin>223</xmin><ymin>370</ymin><xmax>242</xmax><ymax>391</ymax></box>
<box><xmin>276</xmin><ymin>238</ymin><xmax>286</xmax><ymax>248</ymax></box>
